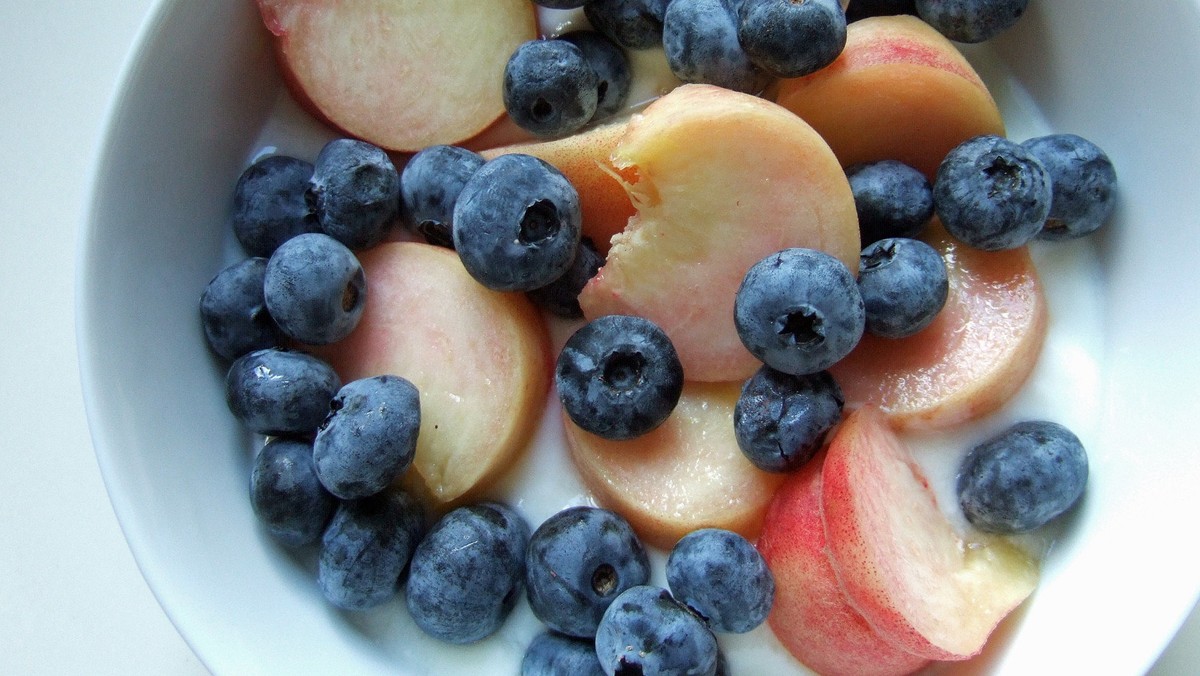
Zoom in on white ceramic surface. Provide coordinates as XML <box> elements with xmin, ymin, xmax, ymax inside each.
<box><xmin>76</xmin><ymin>1</ymin><xmax>1200</xmax><ymax>674</ymax></box>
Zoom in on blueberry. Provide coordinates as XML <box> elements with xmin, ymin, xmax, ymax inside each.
<box><xmin>915</xmin><ymin>0</ymin><xmax>1028</xmax><ymax>43</ymax></box>
<box><xmin>666</xmin><ymin>528</ymin><xmax>774</xmax><ymax>634</ymax></box>
<box><xmin>857</xmin><ymin>237</ymin><xmax>948</xmax><ymax>338</ymax></box>
<box><xmin>933</xmin><ymin>134</ymin><xmax>1052</xmax><ymax>251</ymax></box>
<box><xmin>536</xmin><ymin>0</ymin><xmax>588</xmax><ymax>7</ymax></box>
<box><xmin>845</xmin><ymin>0</ymin><xmax>918</xmax><ymax>22</ymax></box>
<box><xmin>594</xmin><ymin>585</ymin><xmax>719</xmax><ymax>676</ymax></box>
<box><xmin>312</xmin><ymin>375</ymin><xmax>420</xmax><ymax>500</ymax></box>
<box><xmin>556</xmin><ymin>315</ymin><xmax>685</xmax><ymax>440</ymax></box>
<box><xmin>958</xmin><ymin>421</ymin><xmax>1088</xmax><ymax>534</ymax></box>
<box><xmin>522</xmin><ymin>632</ymin><xmax>604</xmax><ymax>676</ymax></box>
<box><xmin>263</xmin><ymin>232</ymin><xmax>366</xmax><ymax>345</ymax></box>
<box><xmin>526</xmin><ymin>237</ymin><xmax>603</xmax><ymax>319</ymax></box>
<box><xmin>453</xmin><ymin>154</ymin><xmax>582</xmax><ymax>292</ymax></box>
<box><xmin>526</xmin><ymin>506</ymin><xmax>651</xmax><ymax>638</ymax></box>
<box><xmin>734</xmin><ymin>248</ymin><xmax>865</xmax><ymax>376</ymax></box>
<box><xmin>1021</xmin><ymin>133</ymin><xmax>1118</xmax><ymax>241</ymax></box>
<box><xmin>583</xmin><ymin>0</ymin><xmax>670</xmax><ymax>50</ymax></box>
<box><xmin>734</xmin><ymin>366</ymin><xmax>844</xmax><ymax>473</ymax></box>
<box><xmin>405</xmin><ymin>502</ymin><xmax>530</xmax><ymax>644</ymax></box>
<box><xmin>663</xmin><ymin>0</ymin><xmax>769</xmax><ymax>94</ymax></box>
<box><xmin>399</xmin><ymin>144</ymin><xmax>485</xmax><ymax>249</ymax></box>
<box><xmin>309</xmin><ymin>138</ymin><xmax>400</xmax><ymax>250</ymax></box>
<box><xmin>504</xmin><ymin>40</ymin><xmax>599</xmax><ymax>138</ymax></box>
<box><xmin>560</xmin><ymin>31</ymin><xmax>632</xmax><ymax>121</ymax></box>
<box><xmin>231</xmin><ymin>154</ymin><xmax>321</xmax><ymax>257</ymax></box>
<box><xmin>738</xmin><ymin>0</ymin><xmax>847</xmax><ymax>78</ymax></box>
<box><xmin>225</xmin><ymin>348</ymin><xmax>340</xmax><ymax>436</ymax></box>
<box><xmin>199</xmin><ymin>257</ymin><xmax>281</xmax><ymax>361</ymax></box>
<box><xmin>249</xmin><ymin>437</ymin><xmax>336</xmax><ymax>547</ymax></box>
<box><xmin>846</xmin><ymin>160</ymin><xmax>934</xmax><ymax>247</ymax></box>
<box><xmin>317</xmin><ymin>488</ymin><xmax>425</xmax><ymax>610</ymax></box>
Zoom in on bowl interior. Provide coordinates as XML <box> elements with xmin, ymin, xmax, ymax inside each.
<box><xmin>78</xmin><ymin>0</ymin><xmax>1200</xmax><ymax>673</ymax></box>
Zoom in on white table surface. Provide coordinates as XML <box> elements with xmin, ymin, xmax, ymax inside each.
<box><xmin>0</xmin><ymin>2</ymin><xmax>1195</xmax><ymax>674</ymax></box>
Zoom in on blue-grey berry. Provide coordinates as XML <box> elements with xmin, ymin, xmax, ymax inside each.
<box><xmin>263</xmin><ymin>232</ymin><xmax>366</xmax><ymax>345</ymax></box>
<box><xmin>406</xmin><ymin>503</ymin><xmax>530</xmax><ymax>644</ymax></box>
<box><xmin>453</xmin><ymin>154</ymin><xmax>582</xmax><ymax>292</ymax></box>
<box><xmin>313</xmin><ymin>375</ymin><xmax>420</xmax><ymax>500</ymax></box>
<box><xmin>249</xmin><ymin>437</ymin><xmax>336</xmax><ymax>547</ymax></box>
<box><xmin>584</xmin><ymin>0</ymin><xmax>670</xmax><ymax>50</ymax></box>
<box><xmin>400</xmin><ymin>144</ymin><xmax>485</xmax><ymax>249</ymax></box>
<box><xmin>933</xmin><ymin>134</ymin><xmax>1052</xmax><ymax>251</ymax></box>
<box><xmin>846</xmin><ymin>160</ymin><xmax>934</xmax><ymax>246</ymax></box>
<box><xmin>317</xmin><ymin>488</ymin><xmax>425</xmax><ymax>610</ymax></box>
<box><xmin>1021</xmin><ymin>133</ymin><xmax>1118</xmax><ymax>241</ymax></box>
<box><xmin>857</xmin><ymin>237</ymin><xmax>948</xmax><ymax>338</ymax></box>
<box><xmin>666</xmin><ymin>528</ymin><xmax>775</xmax><ymax>633</ymax></box>
<box><xmin>309</xmin><ymin>138</ymin><xmax>400</xmax><ymax>250</ymax></box>
<box><xmin>556</xmin><ymin>315</ymin><xmax>685</xmax><ymax>440</ymax></box>
<box><xmin>504</xmin><ymin>39</ymin><xmax>599</xmax><ymax>138</ymax></box>
<box><xmin>231</xmin><ymin>154</ymin><xmax>320</xmax><ymax>257</ymax></box>
<box><xmin>734</xmin><ymin>248</ymin><xmax>865</xmax><ymax>375</ymax></box>
<box><xmin>663</xmin><ymin>0</ymin><xmax>769</xmax><ymax>94</ymax></box>
<box><xmin>915</xmin><ymin>0</ymin><xmax>1028</xmax><ymax>43</ymax></box>
<box><xmin>525</xmin><ymin>506</ymin><xmax>651</xmax><ymax>638</ymax></box>
<box><xmin>527</xmin><ymin>237</ymin><xmax>604</xmax><ymax>319</ymax></box>
<box><xmin>521</xmin><ymin>632</ymin><xmax>604</xmax><ymax>676</ymax></box>
<box><xmin>594</xmin><ymin>585</ymin><xmax>719</xmax><ymax>676</ymax></box>
<box><xmin>560</xmin><ymin>31</ymin><xmax>632</xmax><ymax>121</ymax></box>
<box><xmin>734</xmin><ymin>366</ymin><xmax>844</xmax><ymax>472</ymax></box>
<box><xmin>738</xmin><ymin>0</ymin><xmax>847</xmax><ymax>78</ymax></box>
<box><xmin>225</xmin><ymin>348</ymin><xmax>340</xmax><ymax>436</ymax></box>
<box><xmin>958</xmin><ymin>420</ymin><xmax>1088</xmax><ymax>533</ymax></box>
<box><xmin>199</xmin><ymin>257</ymin><xmax>281</xmax><ymax>361</ymax></box>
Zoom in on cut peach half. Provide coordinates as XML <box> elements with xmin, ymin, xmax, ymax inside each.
<box><xmin>774</xmin><ymin>15</ymin><xmax>1005</xmax><ymax>178</ymax></box>
<box><xmin>257</xmin><ymin>0</ymin><xmax>537</xmax><ymax>152</ymax></box>
<box><xmin>564</xmin><ymin>381</ymin><xmax>785</xmax><ymax>549</ymax></box>
<box><xmin>578</xmin><ymin>84</ymin><xmax>860</xmax><ymax>383</ymax></box>
<box><xmin>821</xmin><ymin>407</ymin><xmax>1039</xmax><ymax>660</ymax></box>
<box><xmin>311</xmin><ymin>242</ymin><xmax>551</xmax><ymax>504</ymax></box>
<box><xmin>481</xmin><ymin>120</ymin><xmax>635</xmax><ymax>256</ymax></box>
<box><xmin>758</xmin><ymin>452</ymin><xmax>930</xmax><ymax>676</ymax></box>
<box><xmin>830</xmin><ymin>222</ymin><xmax>1047</xmax><ymax>430</ymax></box>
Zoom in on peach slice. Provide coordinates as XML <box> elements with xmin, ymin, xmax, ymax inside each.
<box><xmin>564</xmin><ymin>381</ymin><xmax>785</xmax><ymax>549</ymax></box>
<box><xmin>481</xmin><ymin>120</ymin><xmax>635</xmax><ymax>256</ymax></box>
<box><xmin>311</xmin><ymin>242</ymin><xmax>551</xmax><ymax>504</ymax></box>
<box><xmin>578</xmin><ymin>84</ymin><xmax>860</xmax><ymax>382</ymax></box>
<box><xmin>773</xmin><ymin>15</ymin><xmax>1004</xmax><ymax>178</ymax></box>
<box><xmin>829</xmin><ymin>222</ymin><xmax>1047</xmax><ymax>430</ymax></box>
<box><xmin>257</xmin><ymin>0</ymin><xmax>537</xmax><ymax>152</ymax></box>
<box><xmin>758</xmin><ymin>453</ymin><xmax>930</xmax><ymax>676</ymax></box>
<box><xmin>821</xmin><ymin>407</ymin><xmax>1039</xmax><ymax>660</ymax></box>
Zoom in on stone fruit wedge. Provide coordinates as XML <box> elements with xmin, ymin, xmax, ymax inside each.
<box><xmin>256</xmin><ymin>0</ymin><xmax>536</xmax><ymax>152</ymax></box>
<box><xmin>311</xmin><ymin>242</ymin><xmax>551</xmax><ymax>504</ymax></box>
<box><xmin>830</xmin><ymin>222</ymin><xmax>1047</xmax><ymax>430</ymax></box>
<box><xmin>578</xmin><ymin>84</ymin><xmax>860</xmax><ymax>383</ymax></box>
<box><xmin>757</xmin><ymin>452</ymin><xmax>930</xmax><ymax>676</ymax></box>
<box><xmin>773</xmin><ymin>15</ymin><xmax>1004</xmax><ymax>178</ymax></box>
<box><xmin>481</xmin><ymin>120</ymin><xmax>635</xmax><ymax>256</ymax></box>
<box><xmin>564</xmin><ymin>381</ymin><xmax>785</xmax><ymax>549</ymax></box>
<box><xmin>821</xmin><ymin>407</ymin><xmax>1039</xmax><ymax>661</ymax></box>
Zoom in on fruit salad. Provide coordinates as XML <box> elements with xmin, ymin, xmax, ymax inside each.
<box><xmin>204</xmin><ymin>2</ymin><xmax>1112</xmax><ymax>674</ymax></box>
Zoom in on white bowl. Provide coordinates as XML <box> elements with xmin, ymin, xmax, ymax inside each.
<box><xmin>78</xmin><ymin>1</ymin><xmax>1200</xmax><ymax>673</ymax></box>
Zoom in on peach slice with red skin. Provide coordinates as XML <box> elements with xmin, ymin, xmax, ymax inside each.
<box><xmin>578</xmin><ymin>84</ymin><xmax>861</xmax><ymax>383</ymax></box>
<box><xmin>830</xmin><ymin>222</ymin><xmax>1047</xmax><ymax>430</ymax></box>
<box><xmin>758</xmin><ymin>452</ymin><xmax>930</xmax><ymax>676</ymax></box>
<box><xmin>821</xmin><ymin>406</ymin><xmax>1040</xmax><ymax>660</ymax></box>
<box><xmin>311</xmin><ymin>242</ymin><xmax>551</xmax><ymax>505</ymax></box>
<box><xmin>564</xmin><ymin>381</ymin><xmax>785</xmax><ymax>549</ymax></box>
<box><xmin>773</xmin><ymin>15</ymin><xmax>1005</xmax><ymax>178</ymax></box>
<box><xmin>481</xmin><ymin>120</ymin><xmax>635</xmax><ymax>256</ymax></box>
<box><xmin>257</xmin><ymin>0</ymin><xmax>537</xmax><ymax>152</ymax></box>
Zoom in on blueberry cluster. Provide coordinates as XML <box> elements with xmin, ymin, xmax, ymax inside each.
<box><xmin>518</xmin><ymin>513</ymin><xmax>773</xmax><ymax>676</ymax></box>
